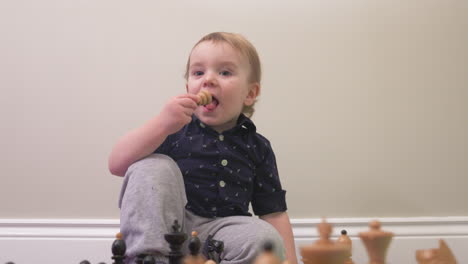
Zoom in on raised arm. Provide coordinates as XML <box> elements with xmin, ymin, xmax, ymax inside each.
<box><xmin>108</xmin><ymin>93</ymin><xmax>199</xmax><ymax>176</ymax></box>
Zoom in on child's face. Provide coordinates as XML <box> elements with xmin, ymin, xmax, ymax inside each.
<box><xmin>186</xmin><ymin>41</ymin><xmax>259</xmax><ymax>133</ymax></box>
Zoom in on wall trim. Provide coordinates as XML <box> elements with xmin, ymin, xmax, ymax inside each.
<box><xmin>1</xmin><ymin>216</ymin><xmax>467</xmax><ymax>239</ymax></box>
<box><xmin>0</xmin><ymin>218</ymin><xmax>119</xmax><ymax>239</ymax></box>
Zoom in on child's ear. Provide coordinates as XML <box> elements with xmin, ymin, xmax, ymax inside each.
<box><xmin>244</xmin><ymin>82</ymin><xmax>260</xmax><ymax>106</ymax></box>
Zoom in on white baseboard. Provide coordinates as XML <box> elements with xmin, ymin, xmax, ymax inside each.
<box><xmin>1</xmin><ymin>217</ymin><xmax>467</xmax><ymax>263</ymax></box>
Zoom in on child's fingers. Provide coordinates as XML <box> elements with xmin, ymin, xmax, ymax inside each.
<box><xmin>182</xmin><ymin>107</ymin><xmax>195</xmax><ymax>118</ymax></box>
<box><xmin>178</xmin><ymin>97</ymin><xmax>198</xmax><ymax>110</ymax></box>
<box><xmin>176</xmin><ymin>93</ymin><xmax>200</xmax><ymax>103</ymax></box>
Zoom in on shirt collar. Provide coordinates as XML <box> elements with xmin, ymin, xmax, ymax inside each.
<box><xmin>193</xmin><ymin>114</ymin><xmax>256</xmax><ymax>134</ymax></box>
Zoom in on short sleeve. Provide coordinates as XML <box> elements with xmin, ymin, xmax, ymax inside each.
<box><xmin>154</xmin><ymin>131</ymin><xmax>181</xmax><ymax>155</ymax></box>
<box><xmin>251</xmin><ymin>142</ymin><xmax>287</xmax><ymax>216</ymax></box>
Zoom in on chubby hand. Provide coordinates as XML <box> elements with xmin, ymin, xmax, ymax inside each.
<box><xmin>157</xmin><ymin>93</ymin><xmax>199</xmax><ymax>135</ymax></box>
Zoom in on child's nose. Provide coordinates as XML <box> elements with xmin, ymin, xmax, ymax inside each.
<box><xmin>203</xmin><ymin>72</ymin><xmax>217</xmax><ymax>87</ymax></box>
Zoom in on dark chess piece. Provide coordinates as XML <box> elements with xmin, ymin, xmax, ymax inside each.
<box><xmin>112</xmin><ymin>232</ymin><xmax>127</xmax><ymax>264</ymax></box>
<box><xmin>183</xmin><ymin>231</ymin><xmax>206</xmax><ymax>264</ymax></box>
<box><xmin>143</xmin><ymin>255</ymin><xmax>156</xmax><ymax>264</ymax></box>
<box><xmin>136</xmin><ymin>253</ymin><xmax>158</xmax><ymax>264</ymax></box>
<box><xmin>164</xmin><ymin>220</ymin><xmax>188</xmax><ymax>264</ymax></box>
<box><xmin>6</xmin><ymin>262</ymin><xmax>15</xmax><ymax>264</ymax></box>
<box><xmin>80</xmin><ymin>261</ymin><xmax>91</xmax><ymax>264</ymax></box>
<box><xmin>136</xmin><ymin>253</ymin><xmax>147</xmax><ymax>264</ymax></box>
<box><xmin>253</xmin><ymin>242</ymin><xmax>281</xmax><ymax>264</ymax></box>
<box><xmin>203</xmin><ymin>234</ymin><xmax>224</xmax><ymax>264</ymax></box>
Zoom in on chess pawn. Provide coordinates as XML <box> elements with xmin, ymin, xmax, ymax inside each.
<box><xmin>336</xmin><ymin>230</ymin><xmax>354</xmax><ymax>264</ymax></box>
<box><xmin>253</xmin><ymin>242</ymin><xmax>281</xmax><ymax>264</ymax></box>
<box><xmin>183</xmin><ymin>231</ymin><xmax>206</xmax><ymax>264</ymax></box>
<box><xmin>415</xmin><ymin>239</ymin><xmax>457</xmax><ymax>264</ymax></box>
<box><xmin>300</xmin><ymin>218</ymin><xmax>350</xmax><ymax>264</ymax></box>
<box><xmin>359</xmin><ymin>220</ymin><xmax>393</xmax><ymax>264</ymax></box>
<box><xmin>111</xmin><ymin>232</ymin><xmax>127</xmax><ymax>264</ymax></box>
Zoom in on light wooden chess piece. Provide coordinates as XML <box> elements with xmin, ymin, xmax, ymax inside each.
<box><xmin>336</xmin><ymin>230</ymin><xmax>354</xmax><ymax>264</ymax></box>
<box><xmin>416</xmin><ymin>239</ymin><xmax>458</xmax><ymax>264</ymax></box>
<box><xmin>197</xmin><ymin>90</ymin><xmax>212</xmax><ymax>106</ymax></box>
<box><xmin>359</xmin><ymin>220</ymin><xmax>393</xmax><ymax>264</ymax></box>
<box><xmin>183</xmin><ymin>231</ymin><xmax>206</xmax><ymax>264</ymax></box>
<box><xmin>300</xmin><ymin>218</ymin><xmax>350</xmax><ymax>264</ymax></box>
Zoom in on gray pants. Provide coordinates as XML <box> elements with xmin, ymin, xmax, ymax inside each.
<box><xmin>119</xmin><ymin>154</ymin><xmax>285</xmax><ymax>264</ymax></box>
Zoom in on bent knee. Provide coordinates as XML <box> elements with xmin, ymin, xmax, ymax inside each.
<box><xmin>257</xmin><ymin>221</ymin><xmax>284</xmax><ymax>246</ymax></box>
<box><xmin>254</xmin><ymin>221</ymin><xmax>286</xmax><ymax>259</ymax></box>
<box><xmin>127</xmin><ymin>154</ymin><xmax>179</xmax><ymax>176</ymax></box>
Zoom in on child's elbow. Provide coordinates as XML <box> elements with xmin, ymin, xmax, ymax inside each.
<box><xmin>108</xmin><ymin>158</ymin><xmax>126</xmax><ymax>177</ymax></box>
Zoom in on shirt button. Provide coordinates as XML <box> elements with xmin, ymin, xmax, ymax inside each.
<box><xmin>219</xmin><ymin>181</ymin><xmax>226</xmax><ymax>187</ymax></box>
<box><xmin>221</xmin><ymin>159</ymin><xmax>228</xmax><ymax>166</ymax></box>
<box><xmin>219</xmin><ymin>134</ymin><xmax>224</xmax><ymax>141</ymax></box>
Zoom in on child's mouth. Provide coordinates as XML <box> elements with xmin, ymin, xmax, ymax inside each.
<box><xmin>204</xmin><ymin>96</ymin><xmax>219</xmax><ymax>111</ymax></box>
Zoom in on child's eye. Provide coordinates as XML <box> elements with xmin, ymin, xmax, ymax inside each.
<box><xmin>193</xmin><ymin>71</ymin><xmax>204</xmax><ymax>76</ymax></box>
<box><xmin>220</xmin><ymin>70</ymin><xmax>232</xmax><ymax>76</ymax></box>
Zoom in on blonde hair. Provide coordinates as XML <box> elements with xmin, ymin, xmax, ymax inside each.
<box><xmin>184</xmin><ymin>32</ymin><xmax>261</xmax><ymax>118</ymax></box>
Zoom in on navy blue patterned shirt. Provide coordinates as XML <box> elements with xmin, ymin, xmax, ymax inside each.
<box><xmin>155</xmin><ymin>114</ymin><xmax>287</xmax><ymax>218</ymax></box>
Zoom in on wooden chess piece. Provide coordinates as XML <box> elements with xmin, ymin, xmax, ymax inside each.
<box><xmin>136</xmin><ymin>253</ymin><xmax>147</xmax><ymax>264</ymax></box>
<box><xmin>359</xmin><ymin>220</ymin><xmax>393</xmax><ymax>264</ymax></box>
<box><xmin>143</xmin><ymin>255</ymin><xmax>156</xmax><ymax>264</ymax></box>
<box><xmin>416</xmin><ymin>239</ymin><xmax>458</xmax><ymax>264</ymax></box>
<box><xmin>111</xmin><ymin>232</ymin><xmax>127</xmax><ymax>264</ymax></box>
<box><xmin>336</xmin><ymin>230</ymin><xmax>354</xmax><ymax>264</ymax></box>
<box><xmin>253</xmin><ymin>241</ymin><xmax>281</xmax><ymax>264</ymax></box>
<box><xmin>204</xmin><ymin>234</ymin><xmax>224</xmax><ymax>263</ymax></box>
<box><xmin>165</xmin><ymin>220</ymin><xmax>188</xmax><ymax>264</ymax></box>
<box><xmin>438</xmin><ymin>240</ymin><xmax>458</xmax><ymax>264</ymax></box>
<box><xmin>183</xmin><ymin>231</ymin><xmax>206</xmax><ymax>264</ymax></box>
<box><xmin>300</xmin><ymin>218</ymin><xmax>350</xmax><ymax>264</ymax></box>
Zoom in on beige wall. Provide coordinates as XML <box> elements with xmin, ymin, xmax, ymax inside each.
<box><xmin>0</xmin><ymin>0</ymin><xmax>466</xmax><ymax>219</ymax></box>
